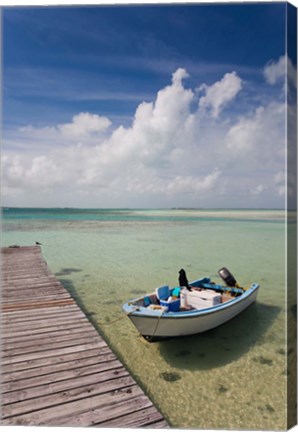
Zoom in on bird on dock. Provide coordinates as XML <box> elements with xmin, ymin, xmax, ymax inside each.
<box><xmin>35</xmin><ymin>241</ymin><xmax>42</xmax><ymax>245</ymax></box>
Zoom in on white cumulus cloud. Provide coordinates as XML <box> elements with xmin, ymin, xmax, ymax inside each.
<box><xmin>250</xmin><ymin>184</ymin><xmax>266</xmax><ymax>196</ymax></box>
<box><xmin>19</xmin><ymin>112</ymin><xmax>111</xmax><ymax>143</ymax></box>
<box><xmin>263</xmin><ymin>55</ymin><xmax>286</xmax><ymax>85</ymax></box>
<box><xmin>198</xmin><ymin>71</ymin><xmax>242</xmax><ymax>118</ymax></box>
<box><xmin>225</xmin><ymin>101</ymin><xmax>285</xmax><ymax>167</ymax></box>
<box><xmin>58</xmin><ymin>112</ymin><xmax>111</xmax><ymax>137</ymax></box>
<box><xmin>2</xmin><ymin>62</ymin><xmax>287</xmax><ymax>208</ymax></box>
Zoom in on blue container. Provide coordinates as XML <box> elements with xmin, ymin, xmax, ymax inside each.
<box><xmin>160</xmin><ymin>298</ymin><xmax>180</xmax><ymax>312</ymax></box>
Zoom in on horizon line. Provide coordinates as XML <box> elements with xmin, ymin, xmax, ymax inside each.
<box><xmin>1</xmin><ymin>206</ymin><xmax>286</xmax><ymax>211</ymax></box>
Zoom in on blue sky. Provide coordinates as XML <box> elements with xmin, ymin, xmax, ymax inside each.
<box><xmin>2</xmin><ymin>3</ymin><xmax>293</xmax><ymax>208</ymax></box>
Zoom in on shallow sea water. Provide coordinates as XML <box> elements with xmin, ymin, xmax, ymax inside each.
<box><xmin>2</xmin><ymin>208</ymin><xmax>289</xmax><ymax>430</ymax></box>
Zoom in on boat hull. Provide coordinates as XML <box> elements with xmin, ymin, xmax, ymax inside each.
<box><xmin>124</xmin><ymin>284</ymin><xmax>259</xmax><ymax>340</ymax></box>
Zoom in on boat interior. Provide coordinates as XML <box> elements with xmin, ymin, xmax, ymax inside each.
<box><xmin>133</xmin><ymin>281</ymin><xmax>243</xmax><ymax>313</ymax></box>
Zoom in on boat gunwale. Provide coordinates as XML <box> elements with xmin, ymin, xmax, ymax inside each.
<box><xmin>123</xmin><ymin>282</ymin><xmax>260</xmax><ymax>319</ymax></box>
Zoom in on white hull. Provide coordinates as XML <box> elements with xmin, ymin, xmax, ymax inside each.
<box><xmin>124</xmin><ymin>284</ymin><xmax>259</xmax><ymax>339</ymax></box>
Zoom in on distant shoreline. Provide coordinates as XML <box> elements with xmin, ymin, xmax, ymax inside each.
<box><xmin>1</xmin><ymin>206</ymin><xmax>285</xmax><ymax>211</ymax></box>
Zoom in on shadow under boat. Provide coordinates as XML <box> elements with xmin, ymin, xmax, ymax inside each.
<box><xmin>157</xmin><ymin>301</ymin><xmax>281</xmax><ymax>371</ymax></box>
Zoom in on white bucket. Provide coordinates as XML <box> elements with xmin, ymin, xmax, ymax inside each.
<box><xmin>180</xmin><ymin>287</ymin><xmax>188</xmax><ymax>308</ymax></box>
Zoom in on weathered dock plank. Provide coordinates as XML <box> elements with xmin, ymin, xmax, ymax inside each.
<box><xmin>1</xmin><ymin>246</ymin><xmax>168</xmax><ymax>428</ymax></box>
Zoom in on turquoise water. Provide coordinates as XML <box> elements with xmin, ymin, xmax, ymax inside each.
<box><xmin>1</xmin><ymin>208</ymin><xmax>289</xmax><ymax>429</ymax></box>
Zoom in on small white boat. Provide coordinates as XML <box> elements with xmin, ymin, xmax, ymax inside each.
<box><xmin>122</xmin><ymin>268</ymin><xmax>260</xmax><ymax>341</ymax></box>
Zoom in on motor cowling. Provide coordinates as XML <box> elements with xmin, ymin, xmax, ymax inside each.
<box><xmin>218</xmin><ymin>267</ymin><xmax>238</xmax><ymax>287</ymax></box>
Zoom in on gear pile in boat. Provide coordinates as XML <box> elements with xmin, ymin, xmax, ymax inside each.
<box><xmin>141</xmin><ymin>267</ymin><xmax>244</xmax><ymax>313</ymax></box>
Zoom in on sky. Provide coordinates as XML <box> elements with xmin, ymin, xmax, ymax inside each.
<box><xmin>1</xmin><ymin>2</ymin><xmax>296</xmax><ymax>208</ymax></box>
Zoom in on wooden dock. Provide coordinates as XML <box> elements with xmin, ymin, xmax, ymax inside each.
<box><xmin>1</xmin><ymin>246</ymin><xmax>168</xmax><ymax>428</ymax></box>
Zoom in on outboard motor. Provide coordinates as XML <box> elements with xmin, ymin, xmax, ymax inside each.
<box><xmin>218</xmin><ymin>267</ymin><xmax>238</xmax><ymax>287</ymax></box>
